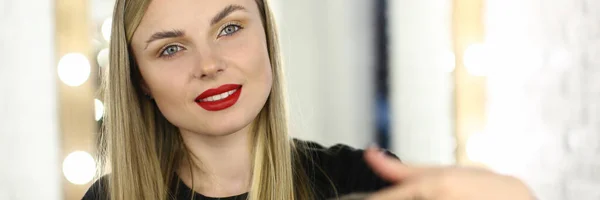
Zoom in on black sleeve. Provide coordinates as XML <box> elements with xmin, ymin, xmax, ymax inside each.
<box><xmin>321</xmin><ymin>143</ymin><xmax>397</xmax><ymax>194</ymax></box>
<box><xmin>82</xmin><ymin>176</ymin><xmax>108</xmax><ymax>200</ymax></box>
<box><xmin>296</xmin><ymin>140</ymin><xmax>400</xmax><ymax>198</ymax></box>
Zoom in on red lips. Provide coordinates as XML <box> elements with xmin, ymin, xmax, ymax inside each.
<box><xmin>195</xmin><ymin>84</ymin><xmax>242</xmax><ymax>111</ymax></box>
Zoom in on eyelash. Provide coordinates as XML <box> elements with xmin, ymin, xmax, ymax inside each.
<box><xmin>218</xmin><ymin>22</ymin><xmax>244</xmax><ymax>37</ymax></box>
<box><xmin>158</xmin><ymin>44</ymin><xmax>185</xmax><ymax>58</ymax></box>
<box><xmin>157</xmin><ymin>22</ymin><xmax>244</xmax><ymax>58</ymax></box>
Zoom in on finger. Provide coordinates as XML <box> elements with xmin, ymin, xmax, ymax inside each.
<box><xmin>365</xmin><ymin>148</ymin><xmax>448</xmax><ymax>183</ymax></box>
<box><xmin>364</xmin><ymin>147</ymin><xmax>415</xmax><ymax>183</ymax></box>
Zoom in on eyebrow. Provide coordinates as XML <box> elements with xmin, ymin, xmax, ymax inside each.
<box><xmin>145</xmin><ymin>29</ymin><xmax>185</xmax><ymax>49</ymax></box>
<box><xmin>211</xmin><ymin>4</ymin><xmax>246</xmax><ymax>26</ymax></box>
<box><xmin>144</xmin><ymin>4</ymin><xmax>246</xmax><ymax>49</ymax></box>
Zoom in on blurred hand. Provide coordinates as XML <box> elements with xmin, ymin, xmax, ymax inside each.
<box><xmin>364</xmin><ymin>147</ymin><xmax>534</xmax><ymax>200</ymax></box>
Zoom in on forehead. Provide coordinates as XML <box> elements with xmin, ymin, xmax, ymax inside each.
<box><xmin>131</xmin><ymin>0</ymin><xmax>259</xmax><ymax>44</ymax></box>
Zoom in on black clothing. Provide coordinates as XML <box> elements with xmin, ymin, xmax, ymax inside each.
<box><xmin>82</xmin><ymin>139</ymin><xmax>398</xmax><ymax>200</ymax></box>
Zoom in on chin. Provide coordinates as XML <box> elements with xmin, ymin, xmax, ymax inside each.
<box><xmin>193</xmin><ymin>109</ymin><xmax>257</xmax><ymax>137</ymax></box>
<box><xmin>204</xmin><ymin>120</ymin><xmax>251</xmax><ymax>137</ymax></box>
<box><xmin>177</xmin><ymin>85</ymin><xmax>270</xmax><ymax>137</ymax></box>
<box><xmin>200</xmin><ymin>92</ymin><xmax>268</xmax><ymax>137</ymax></box>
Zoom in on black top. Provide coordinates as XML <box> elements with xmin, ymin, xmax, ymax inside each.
<box><xmin>82</xmin><ymin>139</ymin><xmax>398</xmax><ymax>200</ymax></box>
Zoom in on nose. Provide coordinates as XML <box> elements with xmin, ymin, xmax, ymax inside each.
<box><xmin>193</xmin><ymin>52</ymin><xmax>225</xmax><ymax>79</ymax></box>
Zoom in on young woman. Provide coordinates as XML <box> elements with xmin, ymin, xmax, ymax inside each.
<box><xmin>83</xmin><ymin>0</ymin><xmax>535</xmax><ymax>199</ymax></box>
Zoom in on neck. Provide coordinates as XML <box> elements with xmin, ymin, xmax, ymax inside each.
<box><xmin>177</xmin><ymin>124</ymin><xmax>253</xmax><ymax>197</ymax></box>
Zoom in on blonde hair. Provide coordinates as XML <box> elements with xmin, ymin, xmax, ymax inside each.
<box><xmin>97</xmin><ymin>0</ymin><xmax>314</xmax><ymax>199</ymax></box>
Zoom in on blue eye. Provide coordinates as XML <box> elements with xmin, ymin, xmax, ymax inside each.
<box><xmin>160</xmin><ymin>45</ymin><xmax>183</xmax><ymax>57</ymax></box>
<box><xmin>218</xmin><ymin>24</ymin><xmax>242</xmax><ymax>37</ymax></box>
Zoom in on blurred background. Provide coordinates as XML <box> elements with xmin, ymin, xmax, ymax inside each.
<box><xmin>0</xmin><ymin>0</ymin><xmax>599</xmax><ymax>199</ymax></box>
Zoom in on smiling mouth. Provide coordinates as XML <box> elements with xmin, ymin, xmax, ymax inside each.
<box><xmin>195</xmin><ymin>84</ymin><xmax>242</xmax><ymax>111</ymax></box>
<box><xmin>195</xmin><ymin>88</ymin><xmax>239</xmax><ymax>102</ymax></box>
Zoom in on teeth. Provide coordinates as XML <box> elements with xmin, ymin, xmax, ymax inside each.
<box><xmin>199</xmin><ymin>89</ymin><xmax>237</xmax><ymax>102</ymax></box>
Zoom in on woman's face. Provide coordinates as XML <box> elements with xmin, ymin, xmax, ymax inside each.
<box><xmin>130</xmin><ymin>0</ymin><xmax>272</xmax><ymax>136</ymax></box>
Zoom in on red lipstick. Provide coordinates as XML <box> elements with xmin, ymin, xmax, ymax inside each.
<box><xmin>195</xmin><ymin>84</ymin><xmax>242</xmax><ymax>111</ymax></box>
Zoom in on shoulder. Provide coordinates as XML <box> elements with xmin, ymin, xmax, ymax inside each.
<box><xmin>293</xmin><ymin>139</ymin><xmax>399</xmax><ymax>197</ymax></box>
<box><xmin>82</xmin><ymin>176</ymin><xmax>109</xmax><ymax>200</ymax></box>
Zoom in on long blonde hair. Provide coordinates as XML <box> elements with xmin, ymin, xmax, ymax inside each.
<box><xmin>98</xmin><ymin>0</ymin><xmax>313</xmax><ymax>199</ymax></box>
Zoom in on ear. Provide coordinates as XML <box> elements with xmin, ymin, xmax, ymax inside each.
<box><xmin>140</xmin><ymin>79</ymin><xmax>152</xmax><ymax>97</ymax></box>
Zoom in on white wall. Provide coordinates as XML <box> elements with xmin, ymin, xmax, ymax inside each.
<box><xmin>276</xmin><ymin>0</ymin><xmax>376</xmax><ymax>148</ymax></box>
<box><xmin>481</xmin><ymin>0</ymin><xmax>600</xmax><ymax>199</ymax></box>
<box><xmin>0</xmin><ymin>0</ymin><xmax>61</xmax><ymax>199</ymax></box>
<box><xmin>388</xmin><ymin>0</ymin><xmax>456</xmax><ymax>165</ymax></box>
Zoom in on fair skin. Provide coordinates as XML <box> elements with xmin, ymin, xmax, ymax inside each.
<box><xmin>130</xmin><ymin>0</ymin><xmax>271</xmax><ymax>197</ymax></box>
<box><xmin>130</xmin><ymin>0</ymin><xmax>534</xmax><ymax>199</ymax></box>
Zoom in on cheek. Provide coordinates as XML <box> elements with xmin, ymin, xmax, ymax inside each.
<box><xmin>250</xmin><ymin>48</ymin><xmax>273</xmax><ymax>94</ymax></box>
<box><xmin>138</xmin><ymin>60</ymin><xmax>191</xmax><ymax>105</ymax></box>
<box><xmin>223</xmin><ymin>35</ymin><xmax>273</xmax><ymax>86</ymax></box>
<box><xmin>262</xmin><ymin>62</ymin><xmax>273</xmax><ymax>89</ymax></box>
<box><xmin>246</xmin><ymin>49</ymin><xmax>272</xmax><ymax>84</ymax></box>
